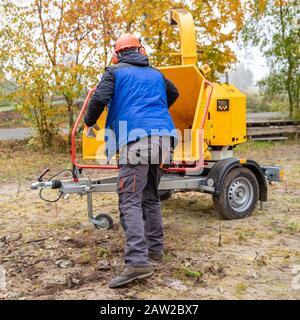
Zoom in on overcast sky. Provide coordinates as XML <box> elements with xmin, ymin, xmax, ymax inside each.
<box><xmin>235</xmin><ymin>46</ymin><xmax>268</xmax><ymax>83</ymax></box>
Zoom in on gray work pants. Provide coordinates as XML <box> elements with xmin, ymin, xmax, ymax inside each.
<box><xmin>117</xmin><ymin>136</ymin><xmax>172</xmax><ymax>267</ymax></box>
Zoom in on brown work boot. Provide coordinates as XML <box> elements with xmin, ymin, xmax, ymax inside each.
<box><xmin>149</xmin><ymin>251</ymin><xmax>164</xmax><ymax>264</ymax></box>
<box><xmin>109</xmin><ymin>266</ymin><xmax>153</xmax><ymax>288</ymax></box>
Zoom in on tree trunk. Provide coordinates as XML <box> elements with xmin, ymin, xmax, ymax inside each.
<box><xmin>279</xmin><ymin>2</ymin><xmax>294</xmax><ymax>118</ymax></box>
<box><xmin>66</xmin><ymin>99</ymin><xmax>74</xmax><ymax>145</ymax></box>
<box><xmin>296</xmin><ymin>76</ymin><xmax>300</xmax><ymax>112</ymax></box>
<box><xmin>287</xmin><ymin>77</ymin><xmax>294</xmax><ymax>118</ymax></box>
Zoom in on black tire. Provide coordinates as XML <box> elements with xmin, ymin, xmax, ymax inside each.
<box><xmin>93</xmin><ymin>214</ymin><xmax>114</xmax><ymax>230</ymax></box>
<box><xmin>213</xmin><ymin>167</ymin><xmax>259</xmax><ymax>220</ymax></box>
<box><xmin>158</xmin><ymin>190</ymin><xmax>172</xmax><ymax>201</ymax></box>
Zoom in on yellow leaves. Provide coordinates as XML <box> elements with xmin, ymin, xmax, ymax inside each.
<box><xmin>258</xmin><ymin>0</ymin><xmax>268</xmax><ymax>12</ymax></box>
<box><xmin>245</xmin><ymin>0</ymin><xmax>268</xmax><ymax>18</ymax></box>
<box><xmin>274</xmin><ymin>0</ymin><xmax>290</xmax><ymax>7</ymax></box>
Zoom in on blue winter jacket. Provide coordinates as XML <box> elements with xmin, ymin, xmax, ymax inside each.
<box><xmin>84</xmin><ymin>51</ymin><xmax>179</xmax><ymax>160</ymax></box>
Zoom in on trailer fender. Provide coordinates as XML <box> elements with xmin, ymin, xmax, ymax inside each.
<box><xmin>208</xmin><ymin>158</ymin><xmax>267</xmax><ymax>201</ymax></box>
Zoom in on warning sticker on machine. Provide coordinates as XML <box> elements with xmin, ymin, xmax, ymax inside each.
<box><xmin>217</xmin><ymin>99</ymin><xmax>229</xmax><ymax>111</ymax></box>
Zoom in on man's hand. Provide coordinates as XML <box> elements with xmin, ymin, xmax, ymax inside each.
<box><xmin>84</xmin><ymin>123</ymin><xmax>100</xmax><ymax>138</ymax></box>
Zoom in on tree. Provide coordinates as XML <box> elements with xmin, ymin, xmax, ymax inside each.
<box><xmin>33</xmin><ymin>0</ymin><xmax>120</xmax><ymax>142</ymax></box>
<box><xmin>0</xmin><ymin>0</ymin><xmax>120</xmax><ymax>144</ymax></box>
<box><xmin>0</xmin><ymin>1</ymin><xmax>58</xmax><ymax>147</ymax></box>
<box><xmin>243</xmin><ymin>0</ymin><xmax>300</xmax><ymax>117</ymax></box>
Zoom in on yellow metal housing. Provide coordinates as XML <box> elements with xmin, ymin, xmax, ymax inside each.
<box><xmin>82</xmin><ymin>108</ymin><xmax>108</xmax><ymax>161</ymax></box>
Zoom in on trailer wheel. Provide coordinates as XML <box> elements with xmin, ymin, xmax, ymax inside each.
<box><xmin>158</xmin><ymin>190</ymin><xmax>172</xmax><ymax>201</ymax></box>
<box><xmin>93</xmin><ymin>214</ymin><xmax>114</xmax><ymax>230</ymax></box>
<box><xmin>213</xmin><ymin>167</ymin><xmax>259</xmax><ymax>220</ymax></box>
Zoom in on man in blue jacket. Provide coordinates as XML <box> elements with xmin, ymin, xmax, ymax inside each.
<box><xmin>84</xmin><ymin>34</ymin><xmax>179</xmax><ymax>288</ymax></box>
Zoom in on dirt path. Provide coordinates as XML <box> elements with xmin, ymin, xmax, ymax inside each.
<box><xmin>0</xmin><ymin>142</ymin><xmax>299</xmax><ymax>300</ymax></box>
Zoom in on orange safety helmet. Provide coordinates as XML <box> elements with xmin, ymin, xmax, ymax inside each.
<box><xmin>115</xmin><ymin>33</ymin><xmax>142</xmax><ymax>53</ymax></box>
<box><xmin>112</xmin><ymin>33</ymin><xmax>147</xmax><ymax>64</ymax></box>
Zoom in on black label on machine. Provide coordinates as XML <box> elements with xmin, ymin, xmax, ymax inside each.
<box><xmin>217</xmin><ymin>99</ymin><xmax>229</xmax><ymax>111</ymax></box>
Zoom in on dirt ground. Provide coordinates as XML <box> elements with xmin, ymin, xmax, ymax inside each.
<box><xmin>0</xmin><ymin>140</ymin><xmax>299</xmax><ymax>300</ymax></box>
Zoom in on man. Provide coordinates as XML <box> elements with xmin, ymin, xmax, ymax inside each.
<box><xmin>84</xmin><ymin>34</ymin><xmax>179</xmax><ymax>288</ymax></box>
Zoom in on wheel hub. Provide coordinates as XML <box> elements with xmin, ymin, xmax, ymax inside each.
<box><xmin>93</xmin><ymin>213</ymin><xmax>114</xmax><ymax>230</ymax></box>
<box><xmin>97</xmin><ymin>218</ymin><xmax>110</xmax><ymax>229</ymax></box>
<box><xmin>228</xmin><ymin>177</ymin><xmax>254</xmax><ymax>213</ymax></box>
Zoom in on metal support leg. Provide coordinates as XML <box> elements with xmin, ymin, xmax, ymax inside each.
<box><xmin>87</xmin><ymin>192</ymin><xmax>94</xmax><ymax>221</ymax></box>
<box><xmin>87</xmin><ymin>191</ymin><xmax>109</xmax><ymax>227</ymax></box>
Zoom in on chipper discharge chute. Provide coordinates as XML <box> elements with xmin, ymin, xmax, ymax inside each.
<box><xmin>31</xmin><ymin>9</ymin><xmax>283</xmax><ymax>229</ymax></box>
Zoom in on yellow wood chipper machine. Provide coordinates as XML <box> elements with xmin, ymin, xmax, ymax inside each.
<box><xmin>31</xmin><ymin>9</ymin><xmax>283</xmax><ymax>229</ymax></box>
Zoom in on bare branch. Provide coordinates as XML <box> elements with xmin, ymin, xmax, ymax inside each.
<box><xmin>80</xmin><ymin>37</ymin><xmax>102</xmax><ymax>65</ymax></box>
<box><xmin>36</xmin><ymin>0</ymin><xmax>55</xmax><ymax>66</ymax></box>
<box><xmin>53</xmin><ymin>0</ymin><xmax>64</xmax><ymax>63</ymax></box>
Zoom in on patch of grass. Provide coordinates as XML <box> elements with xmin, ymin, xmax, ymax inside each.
<box><xmin>96</xmin><ymin>247</ymin><xmax>110</xmax><ymax>258</ymax></box>
<box><xmin>272</xmin><ymin>226</ymin><xmax>284</xmax><ymax>234</ymax></box>
<box><xmin>183</xmin><ymin>268</ymin><xmax>203</xmax><ymax>278</ymax></box>
<box><xmin>235</xmin><ymin>140</ymin><xmax>298</xmax><ymax>157</ymax></box>
<box><xmin>235</xmin><ymin>282</ymin><xmax>247</xmax><ymax>294</ymax></box>
<box><xmin>193</xmin><ymin>241</ymin><xmax>202</xmax><ymax>253</ymax></box>
<box><xmin>287</xmin><ymin>223</ymin><xmax>300</xmax><ymax>233</ymax></box>
<box><xmin>237</xmin><ymin>231</ymin><xmax>247</xmax><ymax>242</ymax></box>
<box><xmin>78</xmin><ymin>250</ymin><xmax>92</xmax><ymax>265</ymax></box>
<box><xmin>256</xmin><ymin>231</ymin><xmax>274</xmax><ymax>240</ymax></box>
<box><xmin>0</xmin><ymin>110</ymin><xmax>30</xmax><ymax>128</ymax></box>
<box><xmin>235</xmin><ymin>141</ymin><xmax>275</xmax><ymax>153</ymax></box>
<box><xmin>221</xmin><ymin>234</ymin><xmax>236</xmax><ymax>245</ymax></box>
<box><xmin>235</xmin><ymin>227</ymin><xmax>255</xmax><ymax>242</ymax></box>
<box><xmin>271</xmin><ymin>222</ymin><xmax>300</xmax><ymax>235</ymax></box>
<box><xmin>0</xmin><ymin>140</ymin><xmax>71</xmax><ymax>183</ymax></box>
<box><xmin>163</xmin><ymin>252</ymin><xmax>172</xmax><ymax>263</ymax></box>
<box><xmin>268</xmin><ymin>247</ymin><xmax>300</xmax><ymax>258</ymax></box>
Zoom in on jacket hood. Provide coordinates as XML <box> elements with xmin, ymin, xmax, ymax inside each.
<box><xmin>118</xmin><ymin>51</ymin><xmax>150</xmax><ymax>67</ymax></box>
